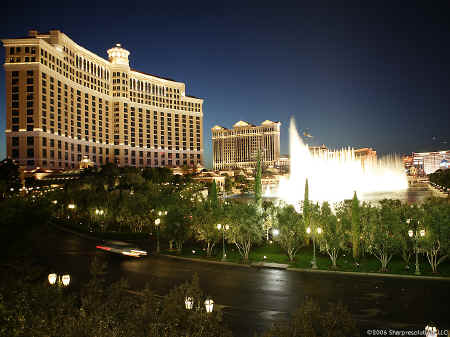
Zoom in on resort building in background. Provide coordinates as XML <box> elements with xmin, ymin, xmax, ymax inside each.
<box><xmin>412</xmin><ymin>150</ymin><xmax>450</xmax><ymax>175</ymax></box>
<box><xmin>309</xmin><ymin>145</ymin><xmax>377</xmax><ymax>168</ymax></box>
<box><xmin>212</xmin><ymin>120</ymin><xmax>281</xmax><ymax>170</ymax></box>
<box><xmin>2</xmin><ymin>30</ymin><xmax>203</xmax><ymax>170</ymax></box>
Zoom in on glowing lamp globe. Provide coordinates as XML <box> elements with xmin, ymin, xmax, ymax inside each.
<box><xmin>185</xmin><ymin>296</ymin><xmax>193</xmax><ymax>310</ymax></box>
<box><xmin>48</xmin><ymin>273</ymin><xmax>57</xmax><ymax>285</ymax></box>
<box><xmin>204</xmin><ymin>298</ymin><xmax>214</xmax><ymax>313</ymax></box>
<box><xmin>61</xmin><ymin>274</ymin><xmax>71</xmax><ymax>286</ymax></box>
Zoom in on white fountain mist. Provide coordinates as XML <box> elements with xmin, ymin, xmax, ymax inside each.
<box><xmin>267</xmin><ymin>118</ymin><xmax>408</xmax><ymax>205</ymax></box>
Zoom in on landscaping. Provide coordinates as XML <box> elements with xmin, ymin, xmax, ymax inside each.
<box><xmin>163</xmin><ymin>242</ymin><xmax>450</xmax><ymax>278</ymax></box>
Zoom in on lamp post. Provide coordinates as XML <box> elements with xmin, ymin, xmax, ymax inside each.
<box><xmin>48</xmin><ymin>273</ymin><xmax>71</xmax><ymax>287</ymax></box>
<box><xmin>67</xmin><ymin>203</ymin><xmax>76</xmax><ymax>220</ymax></box>
<box><xmin>184</xmin><ymin>296</ymin><xmax>214</xmax><ymax>313</ymax></box>
<box><xmin>204</xmin><ymin>298</ymin><xmax>214</xmax><ymax>313</ymax></box>
<box><xmin>155</xmin><ymin>218</ymin><xmax>161</xmax><ymax>254</ymax></box>
<box><xmin>217</xmin><ymin>223</ymin><xmax>229</xmax><ymax>261</ymax></box>
<box><xmin>407</xmin><ymin>218</ymin><xmax>425</xmax><ymax>275</ymax></box>
<box><xmin>185</xmin><ymin>296</ymin><xmax>193</xmax><ymax>310</ymax></box>
<box><xmin>307</xmin><ymin>226</ymin><xmax>322</xmax><ymax>269</ymax></box>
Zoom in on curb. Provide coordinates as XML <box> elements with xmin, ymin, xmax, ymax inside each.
<box><xmin>286</xmin><ymin>267</ymin><xmax>450</xmax><ymax>281</ymax></box>
<box><xmin>160</xmin><ymin>254</ymin><xmax>251</xmax><ymax>268</ymax></box>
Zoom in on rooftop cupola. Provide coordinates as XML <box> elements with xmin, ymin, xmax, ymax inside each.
<box><xmin>107</xmin><ymin>43</ymin><xmax>130</xmax><ymax>66</ymax></box>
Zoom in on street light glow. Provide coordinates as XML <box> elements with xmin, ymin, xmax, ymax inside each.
<box><xmin>61</xmin><ymin>274</ymin><xmax>71</xmax><ymax>286</ymax></box>
<box><xmin>185</xmin><ymin>296</ymin><xmax>193</xmax><ymax>310</ymax></box>
<box><xmin>273</xmin><ymin>229</ymin><xmax>279</xmax><ymax>236</ymax></box>
<box><xmin>48</xmin><ymin>273</ymin><xmax>57</xmax><ymax>285</ymax></box>
<box><xmin>204</xmin><ymin>298</ymin><xmax>214</xmax><ymax>313</ymax></box>
<box><xmin>306</xmin><ymin>227</ymin><xmax>311</xmax><ymax>234</ymax></box>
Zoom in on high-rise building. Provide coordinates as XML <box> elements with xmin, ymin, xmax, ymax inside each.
<box><xmin>413</xmin><ymin>150</ymin><xmax>450</xmax><ymax>175</ymax></box>
<box><xmin>2</xmin><ymin>30</ymin><xmax>203</xmax><ymax>170</ymax></box>
<box><xmin>212</xmin><ymin>120</ymin><xmax>281</xmax><ymax>170</ymax></box>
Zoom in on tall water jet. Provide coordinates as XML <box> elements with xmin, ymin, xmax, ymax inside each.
<box><xmin>270</xmin><ymin>118</ymin><xmax>408</xmax><ymax>205</ymax></box>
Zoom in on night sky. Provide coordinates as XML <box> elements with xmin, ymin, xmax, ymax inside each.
<box><xmin>1</xmin><ymin>1</ymin><xmax>449</xmax><ymax>167</ymax></box>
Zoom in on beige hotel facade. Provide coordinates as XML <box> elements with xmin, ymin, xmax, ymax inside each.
<box><xmin>2</xmin><ymin>30</ymin><xmax>203</xmax><ymax>170</ymax></box>
<box><xmin>212</xmin><ymin>120</ymin><xmax>281</xmax><ymax>170</ymax></box>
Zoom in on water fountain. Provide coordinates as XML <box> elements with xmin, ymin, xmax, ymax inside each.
<box><xmin>266</xmin><ymin>118</ymin><xmax>408</xmax><ymax>205</ymax></box>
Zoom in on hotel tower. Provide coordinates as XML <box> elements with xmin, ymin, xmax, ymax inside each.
<box><xmin>2</xmin><ymin>30</ymin><xmax>203</xmax><ymax>170</ymax></box>
<box><xmin>212</xmin><ymin>120</ymin><xmax>281</xmax><ymax>170</ymax></box>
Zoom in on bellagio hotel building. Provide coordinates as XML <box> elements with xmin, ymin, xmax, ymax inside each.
<box><xmin>212</xmin><ymin>120</ymin><xmax>281</xmax><ymax>170</ymax></box>
<box><xmin>2</xmin><ymin>30</ymin><xmax>203</xmax><ymax>170</ymax></box>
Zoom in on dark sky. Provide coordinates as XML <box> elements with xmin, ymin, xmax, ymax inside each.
<box><xmin>1</xmin><ymin>0</ymin><xmax>449</xmax><ymax>167</ymax></box>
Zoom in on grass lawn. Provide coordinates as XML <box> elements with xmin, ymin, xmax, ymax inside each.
<box><xmin>164</xmin><ymin>242</ymin><xmax>450</xmax><ymax>278</ymax></box>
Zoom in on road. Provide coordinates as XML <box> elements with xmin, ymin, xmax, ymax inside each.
<box><xmin>37</xmin><ymin>227</ymin><xmax>450</xmax><ymax>337</ymax></box>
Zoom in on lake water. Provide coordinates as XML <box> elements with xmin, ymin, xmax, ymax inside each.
<box><xmin>230</xmin><ymin>184</ymin><xmax>437</xmax><ymax>205</ymax></box>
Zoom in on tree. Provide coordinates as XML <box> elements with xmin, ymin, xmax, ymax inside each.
<box><xmin>254</xmin><ymin>151</ymin><xmax>262</xmax><ymax>208</ymax></box>
<box><xmin>274</xmin><ymin>204</ymin><xmax>304</xmax><ymax>262</ymax></box>
<box><xmin>358</xmin><ymin>201</ymin><xmax>377</xmax><ymax>259</ymax></box>
<box><xmin>208</xmin><ymin>180</ymin><xmax>219</xmax><ymax>208</ymax></box>
<box><xmin>302</xmin><ymin>178</ymin><xmax>311</xmax><ymax>246</ymax></box>
<box><xmin>367</xmin><ymin>201</ymin><xmax>402</xmax><ymax>272</ymax></box>
<box><xmin>0</xmin><ymin>159</ymin><xmax>21</xmax><ymax>199</ymax></box>
<box><xmin>351</xmin><ymin>191</ymin><xmax>360</xmax><ymax>261</ymax></box>
<box><xmin>224</xmin><ymin>176</ymin><xmax>233</xmax><ymax>193</ymax></box>
<box><xmin>164</xmin><ymin>202</ymin><xmax>193</xmax><ymax>253</ymax></box>
<box><xmin>226</xmin><ymin>202</ymin><xmax>264</xmax><ymax>261</ymax></box>
<box><xmin>262</xmin><ymin>201</ymin><xmax>278</xmax><ymax>241</ymax></box>
<box><xmin>422</xmin><ymin>198</ymin><xmax>450</xmax><ymax>273</ymax></box>
<box><xmin>398</xmin><ymin>203</ymin><xmax>421</xmax><ymax>269</ymax></box>
<box><xmin>319</xmin><ymin>202</ymin><xmax>348</xmax><ymax>269</ymax></box>
<box><xmin>193</xmin><ymin>202</ymin><xmax>222</xmax><ymax>257</ymax></box>
<box><xmin>262</xmin><ymin>299</ymin><xmax>358</xmax><ymax>337</ymax></box>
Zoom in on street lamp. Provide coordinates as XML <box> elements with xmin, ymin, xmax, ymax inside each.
<box><xmin>407</xmin><ymin>219</ymin><xmax>426</xmax><ymax>275</ymax></box>
<box><xmin>217</xmin><ymin>224</ymin><xmax>229</xmax><ymax>261</ymax></box>
<box><xmin>68</xmin><ymin>204</ymin><xmax>76</xmax><ymax>209</ymax></box>
<box><xmin>307</xmin><ymin>226</ymin><xmax>322</xmax><ymax>269</ymax></box>
<box><xmin>95</xmin><ymin>209</ymin><xmax>105</xmax><ymax>215</ymax></box>
<box><xmin>48</xmin><ymin>273</ymin><xmax>71</xmax><ymax>287</ymax></box>
<box><xmin>273</xmin><ymin>228</ymin><xmax>279</xmax><ymax>237</ymax></box>
<box><xmin>204</xmin><ymin>298</ymin><xmax>214</xmax><ymax>313</ymax></box>
<box><xmin>184</xmin><ymin>296</ymin><xmax>214</xmax><ymax>313</ymax></box>
<box><xmin>155</xmin><ymin>218</ymin><xmax>161</xmax><ymax>254</ymax></box>
<box><xmin>185</xmin><ymin>296</ymin><xmax>194</xmax><ymax>310</ymax></box>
